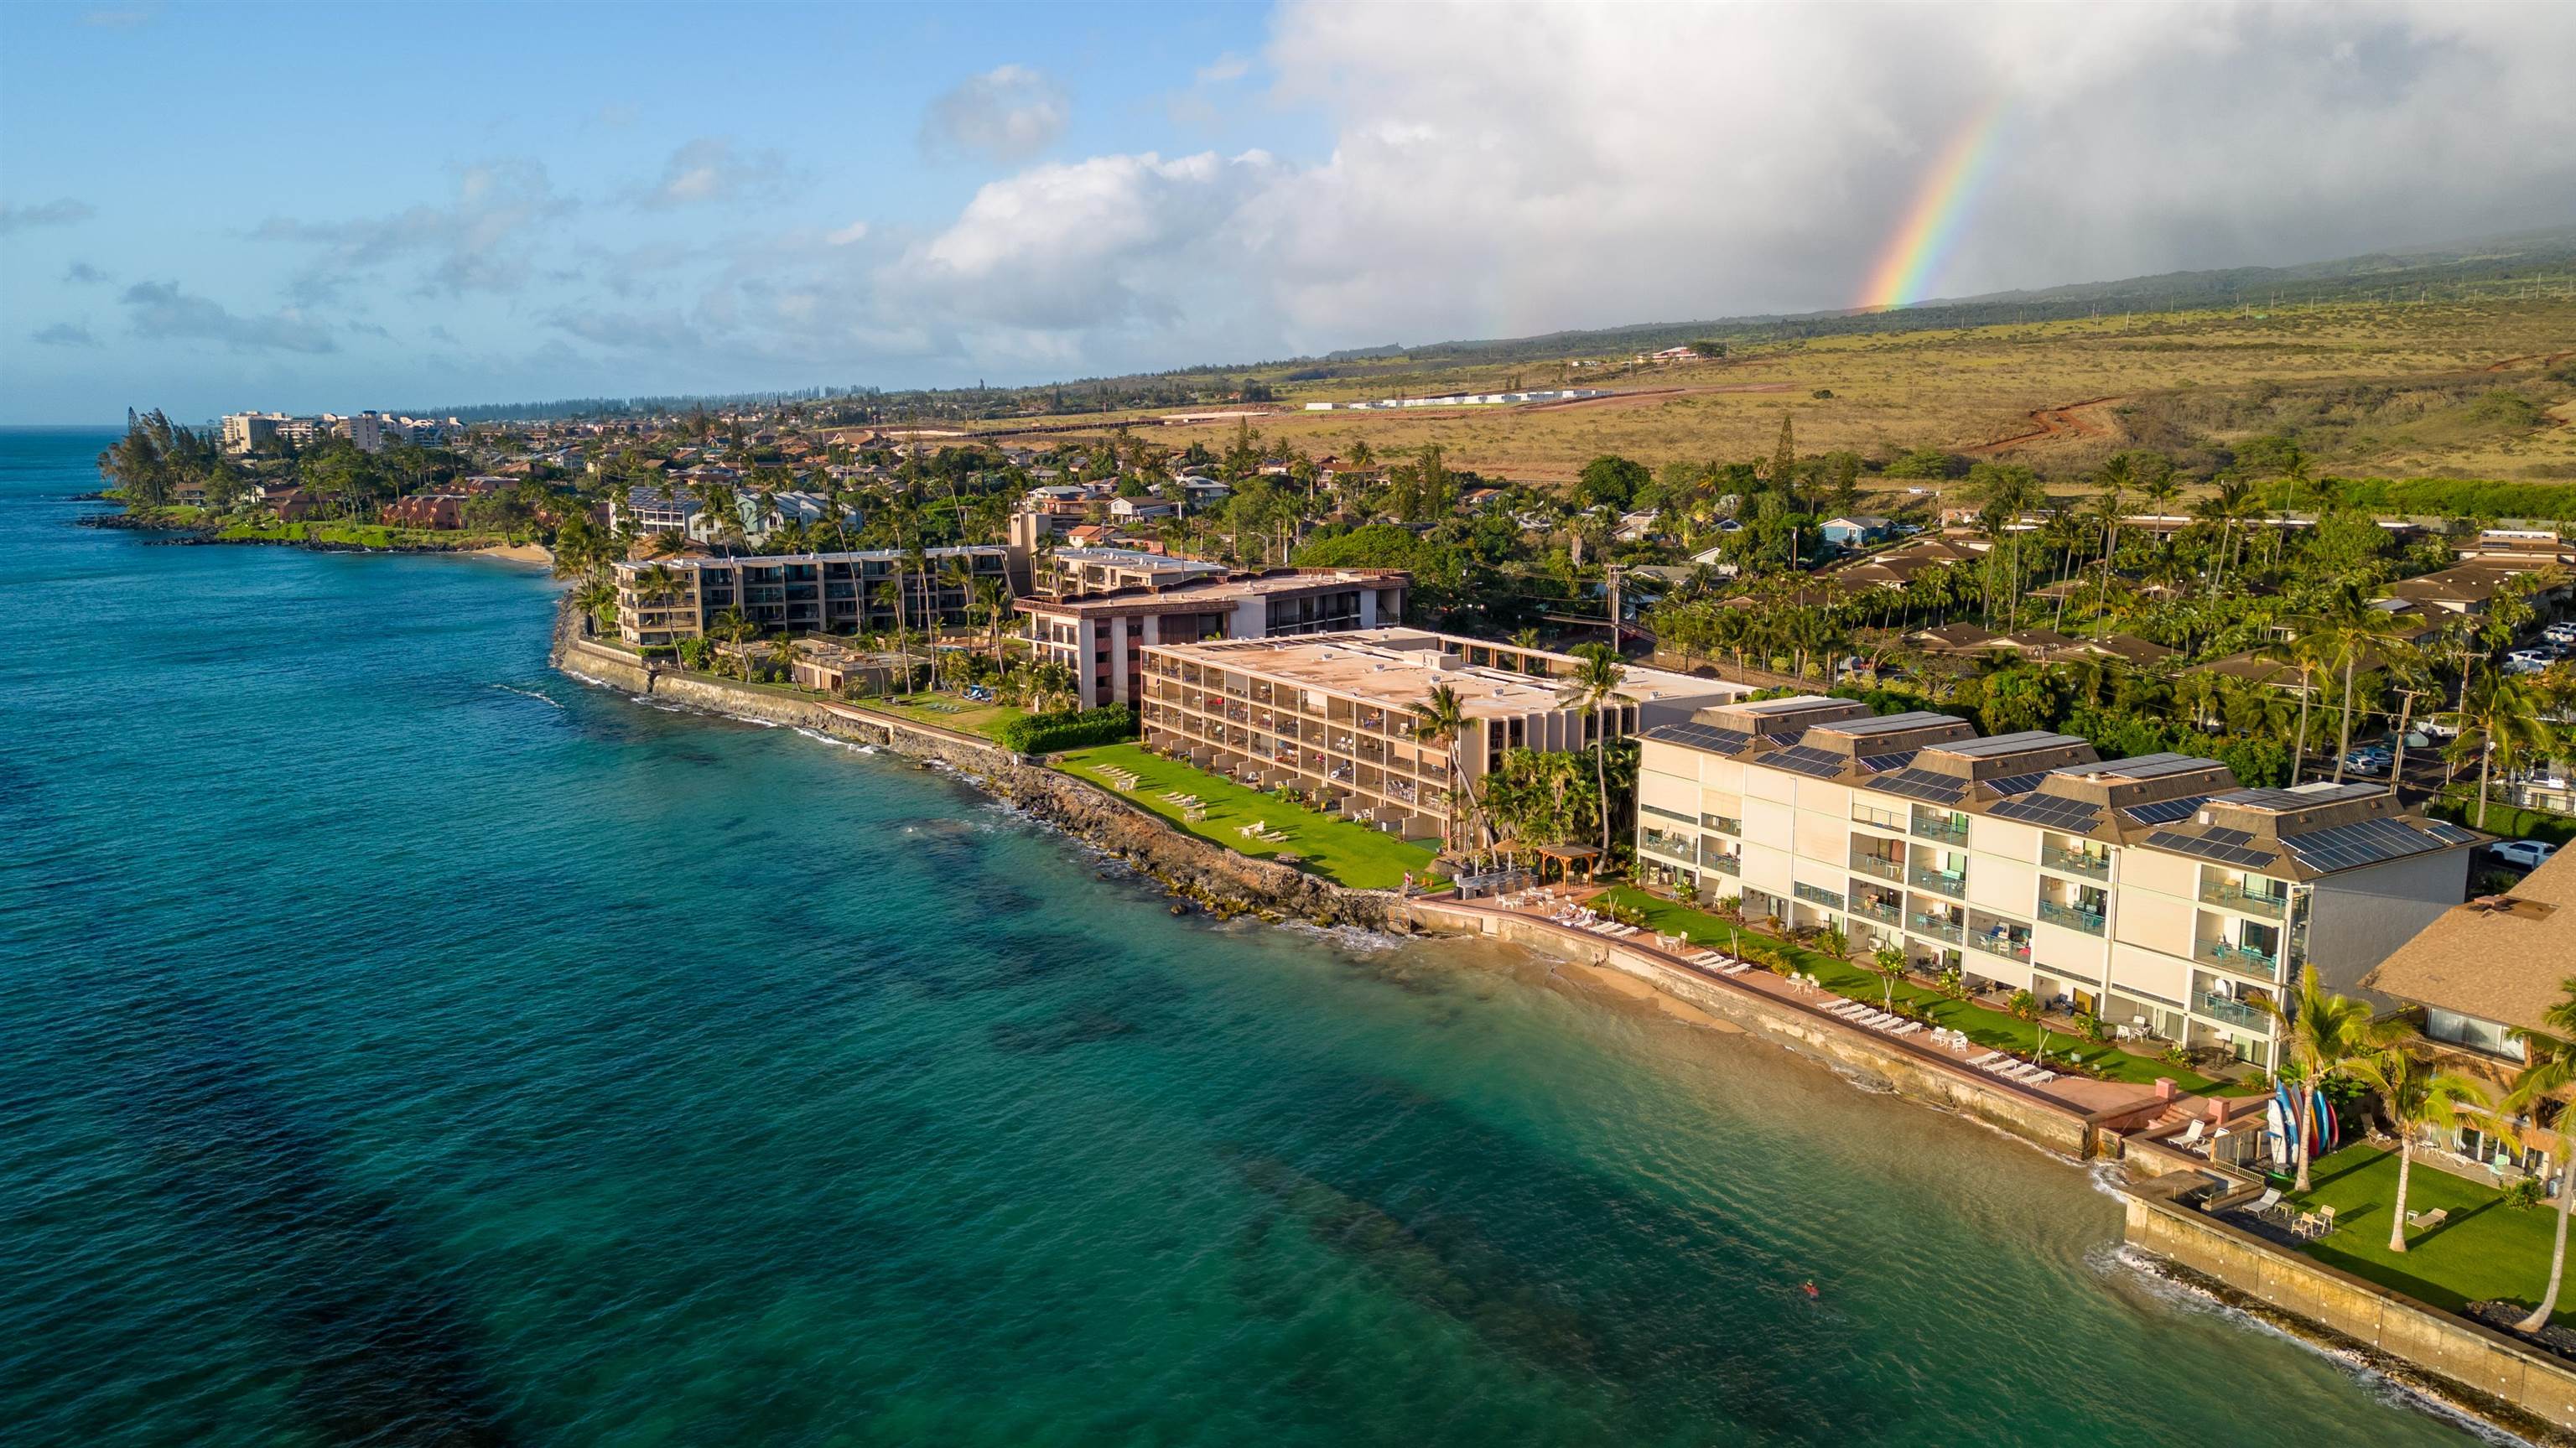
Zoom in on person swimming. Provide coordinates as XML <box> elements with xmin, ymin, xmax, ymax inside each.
<box><xmin>1802</xmin><ymin>1280</ymin><xmax>1820</xmax><ymax>1299</ymax></box>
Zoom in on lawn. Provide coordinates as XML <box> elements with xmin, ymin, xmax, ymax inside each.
<box><xmin>215</xmin><ymin>520</ymin><xmax>506</xmax><ymax>549</ymax></box>
<box><xmin>847</xmin><ymin>691</ymin><xmax>1031</xmax><ymax>743</ymax></box>
<box><xmin>1057</xmin><ymin>742</ymin><xmax>1441</xmax><ymax>891</ymax></box>
<box><xmin>2287</xmin><ymin>1144</ymin><xmax>2573</xmax><ymax>1331</ymax></box>
<box><xmin>1592</xmin><ymin>885</ymin><xmax>2246</xmax><ymax>1094</ymax></box>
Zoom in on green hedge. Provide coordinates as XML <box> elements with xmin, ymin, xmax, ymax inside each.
<box><xmin>2431</xmin><ymin>791</ymin><xmax>2576</xmax><ymax>845</ymax></box>
<box><xmin>1000</xmin><ymin>705</ymin><xmax>1139</xmax><ymax>755</ymax></box>
<box><xmin>2262</xmin><ymin>477</ymin><xmax>2576</xmax><ymax>522</ymax></box>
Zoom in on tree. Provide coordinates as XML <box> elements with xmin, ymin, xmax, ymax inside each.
<box><xmin>569</xmin><ymin>576</ymin><xmax>616</xmax><ymax>638</ymax></box>
<box><xmin>1410</xmin><ymin>682</ymin><xmax>1490</xmax><ymax>855</ymax></box>
<box><xmin>2263</xmin><ymin>965</ymin><xmax>2395</xmax><ymax>1192</ymax></box>
<box><xmin>1557</xmin><ymin>642</ymin><xmax>1628</xmax><ymax>859</ymax></box>
<box><xmin>1870</xmin><ymin>944</ymin><xmax>1905</xmax><ymax>1013</ymax></box>
<box><xmin>2503</xmin><ymin>1002</ymin><xmax>2576</xmax><ymax>1334</ymax></box>
<box><xmin>2290</xmin><ymin>585</ymin><xmax>2419</xmax><ymax>783</ymax></box>
<box><xmin>1575</xmin><ymin>454</ymin><xmax>1649</xmax><ymax>511</ymax></box>
<box><xmin>2454</xmin><ymin>667</ymin><xmax>2553</xmax><ymax>829</ymax></box>
<box><xmin>973</xmin><ymin>575</ymin><xmax>1013</xmax><ymax>663</ymax></box>
<box><xmin>2347</xmin><ymin>1048</ymin><xmax>2485</xmax><ymax>1254</ymax></box>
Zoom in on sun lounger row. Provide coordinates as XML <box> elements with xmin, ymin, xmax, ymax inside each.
<box><xmin>1971</xmin><ymin>1052</ymin><xmax>2056</xmax><ymax>1086</ymax></box>
<box><xmin>1686</xmin><ymin>950</ymin><xmax>1753</xmax><ymax>977</ymax></box>
<box><xmin>1820</xmin><ymin>999</ymin><xmax>1925</xmax><ymax>1037</ymax></box>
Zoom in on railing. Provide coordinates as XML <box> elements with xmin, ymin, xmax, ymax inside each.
<box><xmin>1852</xmin><ymin>804</ymin><xmax>1905</xmax><ymax>831</ymax></box>
<box><xmin>1640</xmin><ymin>830</ymin><xmax>1694</xmax><ymax>863</ymax></box>
<box><xmin>2194</xmin><ymin>937</ymin><xmax>2281</xmax><ymax>973</ymax></box>
<box><xmin>2200</xmin><ymin>883</ymin><xmax>2288</xmax><ymax>919</ymax></box>
<box><xmin>1849</xmin><ymin>854</ymin><xmax>1904</xmax><ymax>883</ymax></box>
<box><xmin>2037</xmin><ymin>900</ymin><xmax>2106</xmax><ymax>936</ymax></box>
<box><xmin>2198</xmin><ymin>992</ymin><xmax>2272</xmax><ymax>1030</ymax></box>
<box><xmin>1910</xmin><ymin>912</ymin><xmax>1965</xmax><ymax>942</ymax></box>
<box><xmin>1704</xmin><ymin>854</ymin><xmax>1742</xmax><ymax>876</ymax></box>
<box><xmin>1909</xmin><ymin>868</ymin><xmax>1966</xmax><ymax>898</ymax></box>
<box><xmin>1854</xmin><ymin>898</ymin><xmax>1903</xmax><ymax>926</ymax></box>
<box><xmin>1968</xmin><ymin>933</ymin><xmax>2033</xmax><ymax>963</ymax></box>
<box><xmin>2041</xmin><ymin>847</ymin><xmax>2110</xmax><ymax>880</ymax></box>
<box><xmin>1701</xmin><ymin>814</ymin><xmax>1742</xmax><ymax>835</ymax></box>
<box><xmin>1911</xmin><ymin>810</ymin><xmax>1970</xmax><ymax>843</ymax></box>
<box><xmin>1794</xmin><ymin>883</ymin><xmax>1846</xmax><ymax>911</ymax></box>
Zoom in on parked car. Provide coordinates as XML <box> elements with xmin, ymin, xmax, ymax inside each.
<box><xmin>2417</xmin><ymin>718</ymin><xmax>2460</xmax><ymax>740</ymax></box>
<box><xmin>2542</xmin><ymin>622</ymin><xmax>2576</xmax><ymax>646</ymax></box>
<box><xmin>2488</xmin><ymin>839</ymin><xmax>2559</xmax><ymax>871</ymax></box>
<box><xmin>2506</xmin><ymin>649</ymin><xmax>2555</xmax><ymax>674</ymax></box>
<box><xmin>2341</xmin><ymin>746</ymin><xmax>2394</xmax><ymax>775</ymax></box>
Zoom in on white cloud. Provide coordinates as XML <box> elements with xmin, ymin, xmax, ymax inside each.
<box><xmin>1196</xmin><ymin>52</ymin><xmax>1250</xmax><ymax>84</ymax></box>
<box><xmin>253</xmin><ymin>160</ymin><xmax>569</xmax><ymax>299</ymax></box>
<box><xmin>826</xmin><ymin>221</ymin><xmax>870</xmax><ymax>247</ymax></box>
<box><xmin>919</xmin><ymin>65</ymin><xmax>1069</xmax><ymax>164</ymax></box>
<box><xmin>118</xmin><ymin>282</ymin><xmax>337</xmax><ymax>354</ymax></box>
<box><xmin>634</xmin><ymin>138</ymin><xmax>790</xmax><ymax>210</ymax></box>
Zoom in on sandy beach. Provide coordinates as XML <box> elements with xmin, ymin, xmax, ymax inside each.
<box><xmin>478</xmin><ymin>542</ymin><xmax>553</xmax><ymax>566</ymax></box>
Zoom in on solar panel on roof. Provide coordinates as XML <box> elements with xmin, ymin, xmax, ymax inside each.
<box><xmin>2144</xmin><ymin>828</ymin><xmax>2276</xmax><ymax>869</ymax></box>
<box><xmin>1765</xmin><ymin>745</ymin><xmax>1847</xmax><ymax>778</ymax></box>
<box><xmin>1945</xmin><ymin>730</ymin><xmax>2086</xmax><ymax>757</ymax></box>
<box><xmin>1872</xmin><ymin>768</ymin><xmax>1968</xmax><ymax>803</ymax></box>
<box><xmin>1643</xmin><ymin>722</ymin><xmax>1753</xmax><ymax>755</ymax></box>
<box><xmin>2123</xmin><ymin>794</ymin><xmax>2211</xmax><ymax>827</ymax></box>
<box><xmin>2281</xmin><ymin>817</ymin><xmax>2452</xmax><ymax>872</ymax></box>
<box><xmin>1857</xmin><ymin>750</ymin><xmax>1919</xmax><ymax>774</ymax></box>
<box><xmin>2090</xmin><ymin>753</ymin><xmax>2221</xmax><ymax>781</ymax></box>
<box><xmin>1834</xmin><ymin>710</ymin><xmax>1962</xmax><ymax>736</ymax></box>
<box><xmin>1981</xmin><ymin>771</ymin><xmax>2051</xmax><ymax>798</ymax></box>
<box><xmin>2422</xmin><ymin>821</ymin><xmax>2482</xmax><ymax>847</ymax></box>
<box><xmin>1990</xmin><ymin>792</ymin><xmax>2102</xmax><ymax>828</ymax></box>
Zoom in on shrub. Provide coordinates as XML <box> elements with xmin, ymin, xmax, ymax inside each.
<box><xmin>2506</xmin><ymin>1178</ymin><xmax>2547</xmax><ymax>1212</ymax></box>
<box><xmin>1000</xmin><ymin>705</ymin><xmax>1139</xmax><ymax>755</ymax></box>
<box><xmin>2008</xmin><ymin>989</ymin><xmax>2039</xmax><ymax>1021</ymax></box>
<box><xmin>2074</xmin><ymin>1012</ymin><xmax>2109</xmax><ymax>1043</ymax></box>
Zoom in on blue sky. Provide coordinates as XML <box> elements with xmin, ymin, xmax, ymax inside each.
<box><xmin>5</xmin><ymin>1</ymin><xmax>2571</xmax><ymax>424</ymax></box>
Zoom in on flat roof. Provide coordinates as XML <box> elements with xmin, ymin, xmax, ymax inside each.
<box><xmin>1052</xmin><ymin>548</ymin><xmax>1224</xmax><ymax>573</ymax></box>
<box><xmin>1149</xmin><ymin>630</ymin><xmax>1735</xmax><ymax>717</ymax></box>
<box><xmin>1016</xmin><ymin>569</ymin><xmax>1404</xmax><ymax>615</ymax></box>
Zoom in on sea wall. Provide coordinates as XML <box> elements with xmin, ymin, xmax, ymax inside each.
<box><xmin>1403</xmin><ymin>897</ymin><xmax>2108</xmax><ymax>1160</ymax></box>
<box><xmin>549</xmin><ymin>610</ymin><xmax>1391</xmax><ymax>931</ymax></box>
<box><xmin>2124</xmin><ymin>1173</ymin><xmax>2576</xmax><ymax>1443</ymax></box>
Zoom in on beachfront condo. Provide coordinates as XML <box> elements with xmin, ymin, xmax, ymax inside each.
<box><xmin>1138</xmin><ymin>629</ymin><xmax>1747</xmax><ymax>843</ymax></box>
<box><xmin>612</xmin><ymin>546</ymin><xmax>1016</xmax><ymax>647</ymax></box>
<box><xmin>1635</xmin><ymin>695</ymin><xmax>2480</xmax><ymax>1071</ymax></box>
<box><xmin>1017</xmin><ymin>568</ymin><xmax>1410</xmax><ymax>710</ymax></box>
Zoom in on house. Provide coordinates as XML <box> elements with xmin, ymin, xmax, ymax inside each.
<box><xmin>1904</xmin><ymin>622</ymin><xmax>2003</xmax><ymax>655</ymax></box>
<box><xmin>2361</xmin><ymin>849</ymin><xmax>2576</xmax><ymax>1176</ymax></box>
<box><xmin>1110</xmin><ymin>496</ymin><xmax>1181</xmax><ymax>522</ymax></box>
<box><xmin>383</xmin><ymin>493</ymin><xmax>470</xmax><ymax>529</ymax></box>
<box><xmin>1819</xmin><ymin>515</ymin><xmax>1895</xmax><ymax>549</ymax></box>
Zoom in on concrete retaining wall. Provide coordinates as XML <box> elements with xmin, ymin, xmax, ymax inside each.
<box><xmin>2124</xmin><ymin>1176</ymin><xmax>2576</xmax><ymax>1441</ymax></box>
<box><xmin>1405</xmin><ymin>897</ymin><xmax>2102</xmax><ymax>1160</ymax></box>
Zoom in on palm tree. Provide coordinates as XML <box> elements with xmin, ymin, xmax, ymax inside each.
<box><xmin>2503</xmin><ymin>1005</ymin><xmax>2576</xmax><ymax>1334</ymax></box>
<box><xmin>569</xmin><ymin>576</ymin><xmax>615</xmax><ymax>638</ymax></box>
<box><xmin>1409</xmin><ymin>682</ymin><xmax>1488</xmax><ymax>856</ymax></box>
<box><xmin>2263</xmin><ymin>964</ymin><xmax>2396</xmax><ymax>1192</ymax></box>
<box><xmin>2455</xmin><ymin>667</ymin><xmax>2554</xmax><ymax>829</ymax></box>
<box><xmin>2347</xmin><ymin>1048</ymin><xmax>2486</xmax><ymax>1254</ymax></box>
<box><xmin>766</xmin><ymin>634</ymin><xmax>799</xmax><ymax>683</ymax></box>
<box><xmin>635</xmin><ymin>563</ymin><xmax>683</xmax><ymax>651</ymax></box>
<box><xmin>1558</xmin><ymin>643</ymin><xmax>1628</xmax><ymax>859</ymax></box>
<box><xmin>973</xmin><ymin>576</ymin><xmax>1014</xmax><ymax>664</ymax></box>
<box><xmin>2289</xmin><ymin>586</ymin><xmax>2420</xmax><ymax>783</ymax></box>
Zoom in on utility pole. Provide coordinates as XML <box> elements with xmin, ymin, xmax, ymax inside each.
<box><xmin>1607</xmin><ymin>563</ymin><xmax>1623</xmax><ymax>649</ymax></box>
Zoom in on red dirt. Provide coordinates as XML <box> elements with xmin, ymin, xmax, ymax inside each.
<box><xmin>1964</xmin><ymin>395</ymin><xmax>2126</xmax><ymax>454</ymax></box>
<box><xmin>2483</xmin><ymin>350</ymin><xmax>2576</xmax><ymax>374</ymax></box>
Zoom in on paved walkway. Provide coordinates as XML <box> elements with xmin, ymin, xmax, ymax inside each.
<box><xmin>1438</xmin><ymin>889</ymin><xmax>2153</xmax><ymax>1117</ymax></box>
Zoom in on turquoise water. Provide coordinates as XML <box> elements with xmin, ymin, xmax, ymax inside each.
<box><xmin>0</xmin><ymin>427</ymin><xmax>2483</xmax><ymax>1446</ymax></box>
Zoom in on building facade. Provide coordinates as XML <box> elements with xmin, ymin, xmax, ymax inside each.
<box><xmin>613</xmin><ymin>547</ymin><xmax>1016</xmax><ymax>647</ymax></box>
<box><xmin>1018</xmin><ymin>568</ymin><xmax>1409</xmax><ymax>710</ymax></box>
<box><xmin>1635</xmin><ymin>696</ymin><xmax>2480</xmax><ymax>1069</ymax></box>
<box><xmin>1138</xmin><ymin>629</ymin><xmax>1745</xmax><ymax>843</ymax></box>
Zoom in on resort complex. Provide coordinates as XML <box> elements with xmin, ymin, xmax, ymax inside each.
<box><xmin>610</xmin><ymin>546</ymin><xmax>1018</xmax><ymax>648</ymax></box>
<box><xmin>1138</xmin><ymin>628</ymin><xmax>1745</xmax><ymax>843</ymax></box>
<box><xmin>1634</xmin><ymin>695</ymin><xmax>2481</xmax><ymax>1071</ymax></box>
<box><xmin>1017</xmin><ymin>567</ymin><xmax>1410</xmax><ymax>709</ymax></box>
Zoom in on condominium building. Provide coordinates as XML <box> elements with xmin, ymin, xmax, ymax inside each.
<box><xmin>1140</xmin><ymin>629</ymin><xmax>1746</xmax><ymax>843</ymax></box>
<box><xmin>221</xmin><ymin>412</ymin><xmax>288</xmax><ymax>453</ymax></box>
<box><xmin>1020</xmin><ymin>568</ymin><xmax>1410</xmax><ymax>710</ymax></box>
<box><xmin>613</xmin><ymin>547</ymin><xmax>1016</xmax><ymax>647</ymax></box>
<box><xmin>1033</xmin><ymin>544</ymin><xmax>1228</xmax><ymax>600</ymax></box>
<box><xmin>1635</xmin><ymin>696</ymin><xmax>2480</xmax><ymax>1068</ymax></box>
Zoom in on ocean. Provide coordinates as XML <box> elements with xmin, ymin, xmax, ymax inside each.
<box><xmin>0</xmin><ymin>426</ymin><xmax>2488</xmax><ymax>1445</ymax></box>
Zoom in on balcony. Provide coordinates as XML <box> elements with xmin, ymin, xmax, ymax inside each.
<box><xmin>1852</xmin><ymin>803</ymin><xmax>1905</xmax><ymax>832</ymax></box>
<box><xmin>2200</xmin><ymin>882</ymin><xmax>2288</xmax><ymax>919</ymax></box>
<box><xmin>1910</xmin><ymin>912</ymin><xmax>1965</xmax><ymax>943</ymax></box>
<box><xmin>2037</xmin><ymin>900</ymin><xmax>2106</xmax><ymax>936</ymax></box>
<box><xmin>1853</xmin><ymin>896</ymin><xmax>1903</xmax><ymax>926</ymax></box>
<box><xmin>2197</xmin><ymin>992</ymin><xmax>2273</xmax><ymax>1030</ymax></box>
<box><xmin>1704</xmin><ymin>854</ymin><xmax>1742</xmax><ymax>876</ymax></box>
<box><xmin>1909</xmin><ymin>868</ymin><xmax>1966</xmax><ymax>899</ymax></box>
<box><xmin>1967</xmin><ymin>932</ymin><xmax>2033</xmax><ymax>964</ymax></box>
<box><xmin>1701</xmin><ymin>814</ymin><xmax>1742</xmax><ymax>836</ymax></box>
<box><xmin>1849</xmin><ymin>853</ymin><xmax>1905</xmax><ymax>883</ymax></box>
<box><xmin>2194</xmin><ymin>937</ymin><xmax>2281</xmax><ymax>974</ymax></box>
<box><xmin>1640</xmin><ymin>829</ymin><xmax>1695</xmax><ymax>864</ymax></box>
<box><xmin>1793</xmin><ymin>882</ymin><xmax>1846</xmax><ymax>911</ymax></box>
<box><xmin>1911</xmin><ymin>809</ymin><xmax>1970</xmax><ymax>844</ymax></box>
<box><xmin>2041</xmin><ymin>846</ymin><xmax>2109</xmax><ymax>880</ymax></box>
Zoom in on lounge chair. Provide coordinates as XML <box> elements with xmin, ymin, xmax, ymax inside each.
<box><xmin>2407</xmin><ymin>1207</ymin><xmax>2448</xmax><ymax>1232</ymax></box>
<box><xmin>1967</xmin><ymin>1051</ymin><xmax>2005</xmax><ymax>1067</ymax></box>
<box><xmin>2176</xmin><ymin>1119</ymin><xmax>2205</xmax><ymax>1150</ymax></box>
<box><xmin>2242</xmin><ymin>1187</ymin><xmax>2283</xmax><ymax>1220</ymax></box>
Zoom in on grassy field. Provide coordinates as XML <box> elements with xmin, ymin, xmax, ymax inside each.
<box><xmin>2287</xmin><ymin>1144</ymin><xmax>2573</xmax><ymax>1330</ymax></box>
<box><xmin>1593</xmin><ymin>885</ymin><xmax>2245</xmax><ymax>1094</ymax></box>
<box><xmin>215</xmin><ymin>520</ymin><xmax>509</xmax><ymax>549</ymax></box>
<box><xmin>1057</xmin><ymin>742</ymin><xmax>1440</xmax><ymax>890</ymax></box>
<box><xmin>847</xmin><ymin>691</ymin><xmax>1030</xmax><ymax>742</ymax></box>
<box><xmin>974</xmin><ymin>298</ymin><xmax>2576</xmax><ymax>485</ymax></box>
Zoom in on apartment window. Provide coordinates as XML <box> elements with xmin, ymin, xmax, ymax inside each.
<box><xmin>2428</xmin><ymin>1009</ymin><xmax>2527</xmax><ymax>1061</ymax></box>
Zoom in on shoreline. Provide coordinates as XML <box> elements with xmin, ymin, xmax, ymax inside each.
<box><xmin>76</xmin><ymin>503</ymin><xmax>547</xmax><ymax>562</ymax></box>
<box><xmin>543</xmin><ymin>596</ymin><xmax>2568</xmax><ymax>1445</ymax></box>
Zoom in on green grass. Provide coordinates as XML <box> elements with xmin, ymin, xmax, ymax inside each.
<box><xmin>847</xmin><ymin>691</ymin><xmax>1031</xmax><ymax>743</ymax></box>
<box><xmin>2287</xmin><ymin>1143</ymin><xmax>2573</xmax><ymax>1330</ymax></box>
<box><xmin>215</xmin><ymin>520</ymin><xmax>506</xmax><ymax>549</ymax></box>
<box><xmin>1592</xmin><ymin>885</ymin><xmax>2247</xmax><ymax>1094</ymax></box>
<box><xmin>1057</xmin><ymin>742</ymin><xmax>1441</xmax><ymax>891</ymax></box>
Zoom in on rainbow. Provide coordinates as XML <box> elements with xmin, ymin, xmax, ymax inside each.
<box><xmin>1858</xmin><ymin>99</ymin><xmax>2009</xmax><ymax>311</ymax></box>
